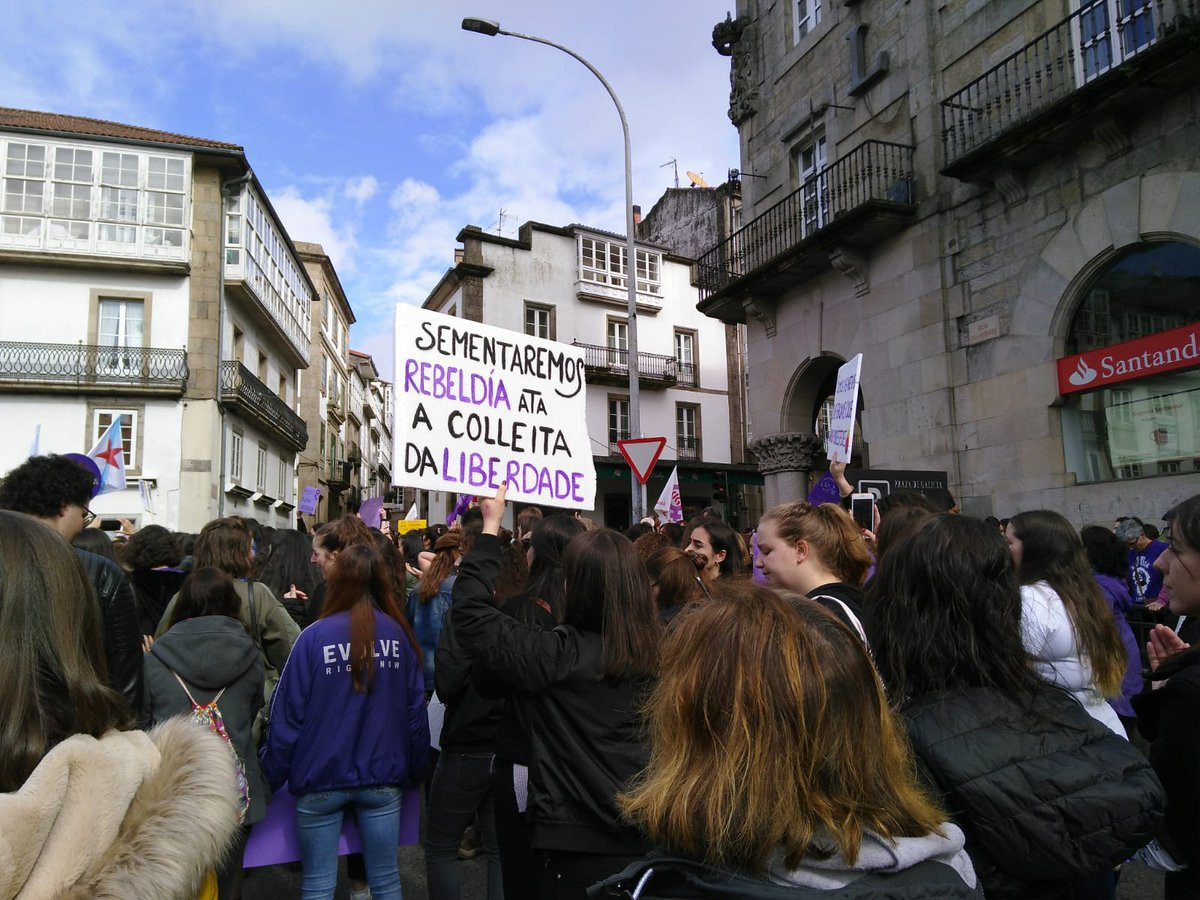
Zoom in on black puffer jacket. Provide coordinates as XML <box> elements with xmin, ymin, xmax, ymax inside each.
<box><xmin>435</xmin><ymin>586</ymin><xmax>504</xmax><ymax>754</ymax></box>
<box><xmin>76</xmin><ymin>548</ymin><xmax>143</xmax><ymax>714</ymax></box>
<box><xmin>902</xmin><ymin>685</ymin><xmax>1165</xmax><ymax>900</ymax></box>
<box><xmin>451</xmin><ymin>534</ymin><xmax>652</xmax><ymax>856</ymax></box>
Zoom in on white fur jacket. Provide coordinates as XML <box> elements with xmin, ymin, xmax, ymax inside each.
<box><xmin>0</xmin><ymin>717</ymin><xmax>239</xmax><ymax>899</ymax></box>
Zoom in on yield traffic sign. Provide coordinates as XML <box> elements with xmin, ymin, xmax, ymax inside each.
<box><xmin>616</xmin><ymin>437</ymin><xmax>666</xmax><ymax>484</ymax></box>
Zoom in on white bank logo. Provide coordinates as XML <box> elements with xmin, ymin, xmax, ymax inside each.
<box><xmin>1068</xmin><ymin>358</ymin><xmax>1098</xmax><ymax>387</ymax></box>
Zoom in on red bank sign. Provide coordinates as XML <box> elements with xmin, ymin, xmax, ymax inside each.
<box><xmin>1056</xmin><ymin>322</ymin><xmax>1200</xmax><ymax>396</ymax></box>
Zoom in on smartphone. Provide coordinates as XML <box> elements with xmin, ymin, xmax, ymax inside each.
<box><xmin>99</xmin><ymin>518</ymin><xmax>123</xmax><ymax>532</ymax></box>
<box><xmin>850</xmin><ymin>493</ymin><xmax>876</xmax><ymax>531</ymax></box>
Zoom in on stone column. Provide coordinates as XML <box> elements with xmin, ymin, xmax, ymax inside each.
<box><xmin>748</xmin><ymin>432</ymin><xmax>825</xmax><ymax>508</ymax></box>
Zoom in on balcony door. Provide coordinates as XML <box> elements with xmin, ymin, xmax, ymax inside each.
<box><xmin>97</xmin><ymin>298</ymin><xmax>143</xmax><ymax>376</ymax></box>
<box><xmin>794</xmin><ymin>134</ymin><xmax>828</xmax><ymax>237</ymax></box>
<box><xmin>1074</xmin><ymin>0</ymin><xmax>1155</xmax><ymax>84</ymax></box>
<box><xmin>607</xmin><ymin>319</ymin><xmax>629</xmax><ymax>372</ymax></box>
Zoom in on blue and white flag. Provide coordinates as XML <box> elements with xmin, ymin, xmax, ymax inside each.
<box><xmin>87</xmin><ymin>416</ymin><xmax>127</xmax><ymax>494</ymax></box>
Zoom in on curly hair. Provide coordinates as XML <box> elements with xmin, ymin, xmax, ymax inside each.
<box><xmin>0</xmin><ymin>455</ymin><xmax>95</xmax><ymax>518</ymax></box>
<box><xmin>123</xmin><ymin>524</ymin><xmax>182</xmax><ymax>571</ymax></box>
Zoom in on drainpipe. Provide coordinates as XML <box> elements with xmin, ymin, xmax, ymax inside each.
<box><xmin>215</xmin><ymin>170</ymin><xmax>253</xmax><ymax>517</ymax></box>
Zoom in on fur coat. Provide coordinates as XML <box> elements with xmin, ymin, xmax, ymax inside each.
<box><xmin>0</xmin><ymin>717</ymin><xmax>239</xmax><ymax>899</ymax></box>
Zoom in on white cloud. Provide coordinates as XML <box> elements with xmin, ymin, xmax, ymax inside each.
<box><xmin>344</xmin><ymin>176</ymin><xmax>379</xmax><ymax>208</ymax></box>
<box><xmin>272</xmin><ymin>186</ymin><xmax>359</xmax><ymax>275</ymax></box>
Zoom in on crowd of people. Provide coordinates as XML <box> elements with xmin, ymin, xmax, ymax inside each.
<box><xmin>0</xmin><ymin>450</ymin><xmax>1197</xmax><ymax>900</ymax></box>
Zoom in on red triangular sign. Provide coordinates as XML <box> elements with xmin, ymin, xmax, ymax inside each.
<box><xmin>616</xmin><ymin>437</ymin><xmax>667</xmax><ymax>484</ymax></box>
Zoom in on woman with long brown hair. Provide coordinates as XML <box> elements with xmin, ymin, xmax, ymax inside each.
<box><xmin>259</xmin><ymin>542</ymin><xmax>428</xmax><ymax>900</ymax></box>
<box><xmin>605</xmin><ymin>582</ymin><xmax>979</xmax><ymax>897</ymax></box>
<box><xmin>754</xmin><ymin>500</ymin><xmax>872</xmax><ymax>641</ymax></box>
<box><xmin>1005</xmin><ymin>510</ymin><xmax>1127</xmax><ymax>736</ymax></box>
<box><xmin>0</xmin><ymin>510</ymin><xmax>238</xmax><ymax>897</ymax></box>
<box><xmin>644</xmin><ymin>546</ymin><xmax>708</xmax><ymax>622</ymax></box>
<box><xmin>451</xmin><ymin>485</ymin><xmax>660</xmax><ymax>900</ymax></box>
<box><xmin>407</xmin><ymin>530</ymin><xmax>463</xmax><ymax>688</ymax></box>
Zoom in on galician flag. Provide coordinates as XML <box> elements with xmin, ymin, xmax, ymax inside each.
<box><xmin>87</xmin><ymin>416</ymin><xmax>127</xmax><ymax>494</ymax></box>
<box><xmin>653</xmin><ymin>465</ymin><xmax>683</xmax><ymax>523</ymax></box>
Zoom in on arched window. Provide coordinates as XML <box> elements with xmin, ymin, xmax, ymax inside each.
<box><xmin>1061</xmin><ymin>241</ymin><xmax>1200</xmax><ymax>483</ymax></box>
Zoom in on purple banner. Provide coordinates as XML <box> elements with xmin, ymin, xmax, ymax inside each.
<box><xmin>358</xmin><ymin>495</ymin><xmax>385</xmax><ymax>527</ymax></box>
<box><xmin>806</xmin><ymin>472</ymin><xmax>842</xmax><ymax>506</ymax></box>
<box><xmin>243</xmin><ymin>784</ymin><xmax>420</xmax><ymax>868</ymax></box>
<box><xmin>298</xmin><ymin>486</ymin><xmax>321</xmax><ymax>516</ymax></box>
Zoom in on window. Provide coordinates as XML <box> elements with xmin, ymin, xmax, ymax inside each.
<box><xmin>323</xmin><ymin>292</ymin><xmax>332</xmax><ymax>331</ymax></box>
<box><xmin>1061</xmin><ymin>241</ymin><xmax>1200</xmax><ymax>483</ymax></box>
<box><xmin>278</xmin><ymin>458</ymin><xmax>289</xmax><ymax>499</ymax></box>
<box><xmin>676</xmin><ymin>404</ymin><xmax>700</xmax><ymax>460</ymax></box>
<box><xmin>278</xmin><ymin>373</ymin><xmax>288</xmax><ymax>401</ymax></box>
<box><xmin>257</xmin><ymin>443</ymin><xmax>268</xmax><ymax>492</ymax></box>
<box><xmin>524</xmin><ymin>302</ymin><xmax>555</xmax><ymax>340</ymax></box>
<box><xmin>97</xmin><ymin>298</ymin><xmax>144</xmax><ymax>375</ymax></box>
<box><xmin>258</xmin><ymin>351</ymin><xmax>268</xmax><ymax>383</ymax></box>
<box><xmin>579</xmin><ymin>236</ymin><xmax>662</xmax><ymax>294</ymax></box>
<box><xmin>91</xmin><ymin>409</ymin><xmax>138</xmax><ymax>473</ymax></box>
<box><xmin>3</xmin><ymin>143</ymin><xmax>46</xmax><ymax>219</ymax></box>
<box><xmin>794</xmin><ymin>0</ymin><xmax>822</xmax><ymax>42</ymax></box>
<box><xmin>674</xmin><ymin>330</ymin><xmax>697</xmax><ymax>387</ymax></box>
<box><xmin>608</xmin><ymin>397</ymin><xmax>630</xmax><ymax>450</ymax></box>
<box><xmin>606</xmin><ymin>318</ymin><xmax>629</xmax><ymax>370</ymax></box>
<box><xmin>229</xmin><ymin>430</ymin><xmax>244</xmax><ymax>482</ymax></box>
<box><xmin>320</xmin><ymin>354</ymin><xmax>329</xmax><ymax>397</ymax></box>
<box><xmin>792</xmin><ymin>133</ymin><xmax>828</xmax><ymax>235</ymax></box>
<box><xmin>1075</xmin><ymin>0</ymin><xmax>1155</xmax><ymax>83</ymax></box>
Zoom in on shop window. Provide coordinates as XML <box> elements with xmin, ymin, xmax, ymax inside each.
<box><xmin>1061</xmin><ymin>241</ymin><xmax>1200</xmax><ymax>483</ymax></box>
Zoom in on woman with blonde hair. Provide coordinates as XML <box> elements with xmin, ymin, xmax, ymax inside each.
<box><xmin>605</xmin><ymin>582</ymin><xmax>980</xmax><ymax>898</ymax></box>
<box><xmin>1005</xmin><ymin>510</ymin><xmax>1128</xmax><ymax>736</ymax></box>
<box><xmin>0</xmin><ymin>510</ymin><xmax>238</xmax><ymax>898</ymax></box>
<box><xmin>754</xmin><ymin>500</ymin><xmax>871</xmax><ymax>640</ymax></box>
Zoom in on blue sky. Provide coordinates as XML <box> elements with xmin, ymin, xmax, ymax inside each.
<box><xmin>4</xmin><ymin>0</ymin><xmax>740</xmax><ymax>379</ymax></box>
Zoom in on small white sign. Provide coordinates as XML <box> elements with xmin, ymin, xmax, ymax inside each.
<box><xmin>393</xmin><ymin>307</ymin><xmax>596</xmax><ymax>507</ymax></box>
<box><xmin>826</xmin><ymin>354</ymin><xmax>863</xmax><ymax>464</ymax></box>
<box><xmin>965</xmin><ymin>314</ymin><xmax>1001</xmax><ymax>346</ymax></box>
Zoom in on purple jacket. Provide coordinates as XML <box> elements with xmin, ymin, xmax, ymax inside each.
<box><xmin>259</xmin><ymin>609</ymin><xmax>428</xmax><ymax>796</ymax></box>
<box><xmin>1095</xmin><ymin>573</ymin><xmax>1144</xmax><ymax>718</ymax></box>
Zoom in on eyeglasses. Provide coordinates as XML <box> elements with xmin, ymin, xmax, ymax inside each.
<box><xmin>80</xmin><ymin>506</ymin><xmax>96</xmax><ymax>527</ymax></box>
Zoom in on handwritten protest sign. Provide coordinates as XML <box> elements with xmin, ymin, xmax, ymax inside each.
<box><xmin>393</xmin><ymin>307</ymin><xmax>596</xmax><ymax>507</ymax></box>
<box><xmin>826</xmin><ymin>354</ymin><xmax>863</xmax><ymax>464</ymax></box>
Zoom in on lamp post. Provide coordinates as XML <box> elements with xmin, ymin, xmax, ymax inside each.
<box><xmin>462</xmin><ymin>17</ymin><xmax>645</xmax><ymax>522</ymax></box>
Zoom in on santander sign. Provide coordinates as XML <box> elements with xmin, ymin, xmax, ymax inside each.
<box><xmin>1057</xmin><ymin>321</ymin><xmax>1200</xmax><ymax>396</ymax></box>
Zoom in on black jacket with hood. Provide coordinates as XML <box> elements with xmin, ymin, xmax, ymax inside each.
<box><xmin>451</xmin><ymin>533</ymin><xmax>652</xmax><ymax>856</ymax></box>
<box><xmin>143</xmin><ymin>614</ymin><xmax>268</xmax><ymax>823</ymax></box>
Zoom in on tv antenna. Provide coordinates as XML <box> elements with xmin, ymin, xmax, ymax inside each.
<box><xmin>686</xmin><ymin>170</ymin><xmax>710</xmax><ymax>188</ymax></box>
<box><xmin>660</xmin><ymin>158</ymin><xmax>679</xmax><ymax>188</ymax></box>
<box><xmin>490</xmin><ymin>208</ymin><xmax>513</xmax><ymax>237</ymax></box>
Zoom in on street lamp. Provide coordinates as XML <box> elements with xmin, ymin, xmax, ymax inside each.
<box><xmin>462</xmin><ymin>17</ymin><xmax>646</xmax><ymax>521</ymax></box>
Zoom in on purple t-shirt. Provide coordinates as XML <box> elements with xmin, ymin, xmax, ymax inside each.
<box><xmin>1128</xmin><ymin>540</ymin><xmax>1168</xmax><ymax>603</ymax></box>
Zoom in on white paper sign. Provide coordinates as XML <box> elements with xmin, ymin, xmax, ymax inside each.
<box><xmin>826</xmin><ymin>353</ymin><xmax>863</xmax><ymax>464</ymax></box>
<box><xmin>393</xmin><ymin>306</ymin><xmax>596</xmax><ymax>507</ymax></box>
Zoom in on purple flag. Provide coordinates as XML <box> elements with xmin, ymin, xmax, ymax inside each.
<box><xmin>807</xmin><ymin>472</ymin><xmax>842</xmax><ymax>506</ymax></box>
<box><xmin>447</xmin><ymin>493</ymin><xmax>473</xmax><ymax>526</ymax></box>
<box><xmin>298</xmin><ymin>486</ymin><xmax>321</xmax><ymax>516</ymax></box>
<box><xmin>243</xmin><ymin>784</ymin><xmax>420</xmax><ymax>868</ymax></box>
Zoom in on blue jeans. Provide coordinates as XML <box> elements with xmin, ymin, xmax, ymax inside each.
<box><xmin>425</xmin><ymin>751</ymin><xmax>503</xmax><ymax>900</ymax></box>
<box><xmin>295</xmin><ymin>785</ymin><xmax>403</xmax><ymax>900</ymax></box>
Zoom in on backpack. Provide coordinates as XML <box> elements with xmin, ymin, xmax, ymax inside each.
<box><xmin>172</xmin><ymin>670</ymin><xmax>251</xmax><ymax>824</ymax></box>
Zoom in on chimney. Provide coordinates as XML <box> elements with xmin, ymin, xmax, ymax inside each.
<box><xmin>632</xmin><ymin>205</ymin><xmax>642</xmax><ymax>226</ymax></box>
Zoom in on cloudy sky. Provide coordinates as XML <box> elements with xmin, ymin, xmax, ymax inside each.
<box><xmin>3</xmin><ymin>0</ymin><xmax>740</xmax><ymax>378</ymax></box>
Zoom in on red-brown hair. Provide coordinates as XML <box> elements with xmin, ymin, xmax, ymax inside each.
<box><xmin>321</xmin><ymin>543</ymin><xmax>419</xmax><ymax>692</ymax></box>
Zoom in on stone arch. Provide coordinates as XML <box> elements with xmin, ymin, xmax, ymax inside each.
<box><xmin>780</xmin><ymin>353</ymin><xmax>845</xmax><ymax>434</ymax></box>
<box><xmin>1012</xmin><ymin>171</ymin><xmax>1200</xmax><ymax>354</ymax></box>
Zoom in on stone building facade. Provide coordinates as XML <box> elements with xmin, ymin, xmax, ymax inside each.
<box><xmin>701</xmin><ymin>0</ymin><xmax>1200</xmax><ymax>521</ymax></box>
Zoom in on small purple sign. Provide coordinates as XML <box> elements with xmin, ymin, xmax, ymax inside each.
<box><xmin>298</xmin><ymin>486</ymin><xmax>321</xmax><ymax>516</ymax></box>
<box><xmin>243</xmin><ymin>784</ymin><xmax>421</xmax><ymax>868</ymax></box>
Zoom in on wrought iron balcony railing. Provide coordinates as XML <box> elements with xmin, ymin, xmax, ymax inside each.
<box><xmin>941</xmin><ymin>0</ymin><xmax>1199</xmax><ymax>172</ymax></box>
<box><xmin>608</xmin><ymin>437</ymin><xmax>631</xmax><ymax>456</ymax></box>
<box><xmin>697</xmin><ymin>140</ymin><xmax>915</xmax><ymax>300</ymax></box>
<box><xmin>0</xmin><ymin>341</ymin><xmax>188</xmax><ymax>394</ymax></box>
<box><xmin>219</xmin><ymin>361</ymin><xmax>308</xmax><ymax>452</ymax></box>
<box><xmin>676</xmin><ymin>438</ymin><xmax>700</xmax><ymax>461</ymax></box>
<box><xmin>572</xmin><ymin>341</ymin><xmax>679</xmax><ymax>386</ymax></box>
<box><xmin>676</xmin><ymin>361</ymin><xmax>698</xmax><ymax>388</ymax></box>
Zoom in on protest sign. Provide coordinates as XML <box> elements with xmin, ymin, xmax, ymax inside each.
<box><xmin>393</xmin><ymin>307</ymin><xmax>596</xmax><ymax>507</ymax></box>
<box><xmin>826</xmin><ymin>354</ymin><xmax>863</xmax><ymax>464</ymax></box>
<box><xmin>298</xmin><ymin>486</ymin><xmax>321</xmax><ymax>516</ymax></box>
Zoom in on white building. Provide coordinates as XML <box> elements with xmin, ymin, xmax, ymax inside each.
<box><xmin>418</xmin><ymin>219</ymin><xmax>759</xmax><ymax>528</ymax></box>
<box><xmin>0</xmin><ymin>107</ymin><xmax>315</xmax><ymax>531</ymax></box>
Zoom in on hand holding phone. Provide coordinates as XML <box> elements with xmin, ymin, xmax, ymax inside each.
<box><xmin>850</xmin><ymin>493</ymin><xmax>876</xmax><ymax>532</ymax></box>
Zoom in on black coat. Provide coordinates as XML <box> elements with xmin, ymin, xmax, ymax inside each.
<box><xmin>451</xmin><ymin>534</ymin><xmax>652</xmax><ymax>856</ymax></box>
<box><xmin>435</xmin><ymin>586</ymin><xmax>504</xmax><ymax>754</ymax></box>
<box><xmin>902</xmin><ymin>685</ymin><xmax>1165</xmax><ymax>900</ymax></box>
<box><xmin>1134</xmin><ymin>647</ymin><xmax>1200</xmax><ymax>883</ymax></box>
<box><xmin>76</xmin><ymin>548</ymin><xmax>144</xmax><ymax>714</ymax></box>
